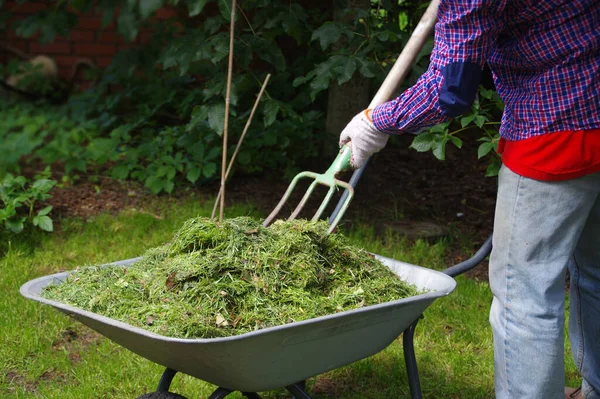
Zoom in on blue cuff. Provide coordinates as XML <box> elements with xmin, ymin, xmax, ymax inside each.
<box><xmin>439</xmin><ymin>62</ymin><xmax>482</xmax><ymax>118</ymax></box>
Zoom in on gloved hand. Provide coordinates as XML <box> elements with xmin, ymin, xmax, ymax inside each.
<box><xmin>339</xmin><ymin>109</ymin><xmax>389</xmax><ymax>169</ymax></box>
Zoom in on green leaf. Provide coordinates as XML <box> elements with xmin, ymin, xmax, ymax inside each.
<box><xmin>292</xmin><ymin>75</ymin><xmax>310</xmax><ymax>87</ymax></box>
<box><xmin>190</xmin><ymin>140</ymin><xmax>205</xmax><ymax>160</ymax></box>
<box><xmin>140</xmin><ymin>0</ymin><xmax>163</xmax><ymax>19</ymax></box>
<box><xmin>356</xmin><ymin>58</ymin><xmax>376</xmax><ymax>78</ymax></box>
<box><xmin>449</xmin><ymin>135</ymin><xmax>463</xmax><ymax>148</ymax></box>
<box><xmin>311</xmin><ymin>22</ymin><xmax>343</xmax><ymax>50</ymax></box>
<box><xmin>202</xmin><ymin>162</ymin><xmax>217</xmax><ymax>178</ymax></box>
<box><xmin>186</xmin><ymin>166</ymin><xmax>201</xmax><ymax>183</ymax></box>
<box><xmin>210</xmin><ymin>34</ymin><xmax>229</xmax><ymax>63</ymax></box>
<box><xmin>33</xmin><ymin>215</ymin><xmax>53</xmax><ymax>232</ymax></box>
<box><xmin>204</xmin><ymin>15</ymin><xmax>223</xmax><ymax>34</ymax></box>
<box><xmin>163</xmin><ymin>180</ymin><xmax>175</xmax><ymax>193</ymax></box>
<box><xmin>432</xmin><ymin>137</ymin><xmax>448</xmax><ymax>160</ymax></box>
<box><xmin>398</xmin><ymin>11</ymin><xmax>409</xmax><ymax>30</ymax></box>
<box><xmin>201</xmin><ymin>79</ymin><xmax>225</xmax><ymax>101</ymax></box>
<box><xmin>309</xmin><ymin>77</ymin><xmax>330</xmax><ymax>99</ymax></box>
<box><xmin>189</xmin><ymin>0</ymin><xmax>210</xmax><ymax>16</ymax></box>
<box><xmin>65</xmin><ymin>158</ymin><xmax>87</xmax><ymax>174</ymax></box>
<box><xmin>475</xmin><ymin>115</ymin><xmax>487</xmax><ymax>128</ymax></box>
<box><xmin>131</xmin><ymin>170</ymin><xmax>147</xmax><ymax>181</ymax></box>
<box><xmin>31</xmin><ymin>178</ymin><xmax>55</xmax><ymax>192</ymax></box>
<box><xmin>218</xmin><ymin>0</ymin><xmax>233</xmax><ymax>21</ymax></box>
<box><xmin>117</xmin><ymin>10</ymin><xmax>138</xmax><ymax>41</ymax></box>
<box><xmin>257</xmin><ymin>46</ymin><xmax>286</xmax><ymax>71</ymax></box>
<box><xmin>205</xmin><ymin>147</ymin><xmax>221</xmax><ymax>161</ymax></box>
<box><xmin>145</xmin><ymin>176</ymin><xmax>165</xmax><ymax>194</ymax></box>
<box><xmin>409</xmin><ymin>132</ymin><xmax>435</xmax><ymax>153</ymax></box>
<box><xmin>478</xmin><ymin>142</ymin><xmax>495</xmax><ymax>159</ymax></box>
<box><xmin>166</xmin><ymin>166</ymin><xmax>177</xmax><ymax>181</ymax></box>
<box><xmin>37</xmin><ymin>206</ymin><xmax>52</xmax><ymax>216</ymax></box>
<box><xmin>112</xmin><ymin>164</ymin><xmax>131</xmax><ymax>180</ymax></box>
<box><xmin>460</xmin><ymin>115</ymin><xmax>476</xmax><ymax>128</ymax></box>
<box><xmin>6</xmin><ymin>217</ymin><xmax>25</xmax><ymax>233</ymax></box>
<box><xmin>485</xmin><ymin>161</ymin><xmax>501</xmax><ymax>177</ymax></box>
<box><xmin>14</xmin><ymin>20</ymin><xmax>39</xmax><ymax>39</ymax></box>
<box><xmin>429</xmin><ymin>122</ymin><xmax>450</xmax><ymax>133</ymax></box>
<box><xmin>0</xmin><ymin>206</ymin><xmax>15</xmax><ymax>221</ymax></box>
<box><xmin>479</xmin><ymin>87</ymin><xmax>494</xmax><ymax>99</ymax></box>
<box><xmin>191</xmin><ymin>105</ymin><xmax>209</xmax><ymax>127</ymax></box>
<box><xmin>263</xmin><ymin>101</ymin><xmax>279</xmax><ymax>127</ymax></box>
<box><xmin>156</xmin><ymin>165</ymin><xmax>168</xmax><ymax>177</ymax></box>
<box><xmin>335</xmin><ymin>57</ymin><xmax>356</xmax><ymax>86</ymax></box>
<box><xmin>208</xmin><ymin>104</ymin><xmax>226</xmax><ymax>135</ymax></box>
<box><xmin>86</xmin><ymin>138</ymin><xmax>118</xmax><ymax>164</ymax></box>
<box><xmin>156</xmin><ymin>165</ymin><xmax>177</xmax><ymax>180</ymax></box>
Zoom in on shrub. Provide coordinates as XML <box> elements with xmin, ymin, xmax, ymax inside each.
<box><xmin>0</xmin><ymin>168</ymin><xmax>56</xmax><ymax>233</ymax></box>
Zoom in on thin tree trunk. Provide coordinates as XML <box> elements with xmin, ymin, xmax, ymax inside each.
<box><xmin>326</xmin><ymin>0</ymin><xmax>371</xmax><ymax>138</ymax></box>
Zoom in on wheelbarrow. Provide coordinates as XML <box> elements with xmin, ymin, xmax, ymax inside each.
<box><xmin>20</xmin><ymin>237</ymin><xmax>492</xmax><ymax>399</ymax></box>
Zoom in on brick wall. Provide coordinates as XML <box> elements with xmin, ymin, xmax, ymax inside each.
<box><xmin>1</xmin><ymin>1</ymin><xmax>331</xmax><ymax>84</ymax></box>
<box><xmin>0</xmin><ymin>1</ymin><xmax>176</xmax><ymax>81</ymax></box>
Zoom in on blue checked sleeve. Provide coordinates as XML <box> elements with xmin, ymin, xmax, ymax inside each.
<box><xmin>372</xmin><ymin>0</ymin><xmax>508</xmax><ymax>134</ymax></box>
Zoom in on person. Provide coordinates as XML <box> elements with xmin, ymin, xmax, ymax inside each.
<box><xmin>339</xmin><ymin>1</ymin><xmax>600</xmax><ymax>398</ymax></box>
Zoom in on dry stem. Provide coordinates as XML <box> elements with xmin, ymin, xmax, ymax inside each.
<box><xmin>211</xmin><ymin>73</ymin><xmax>271</xmax><ymax>220</ymax></box>
<box><xmin>219</xmin><ymin>0</ymin><xmax>238</xmax><ymax>222</ymax></box>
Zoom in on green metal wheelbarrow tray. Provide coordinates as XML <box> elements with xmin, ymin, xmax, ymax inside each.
<box><xmin>19</xmin><ymin>238</ymin><xmax>491</xmax><ymax>399</ymax></box>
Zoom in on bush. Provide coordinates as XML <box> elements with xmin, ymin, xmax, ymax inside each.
<box><xmin>0</xmin><ymin>168</ymin><xmax>56</xmax><ymax>233</ymax></box>
<box><xmin>0</xmin><ymin>0</ymin><xmax>502</xmax><ymax>194</ymax></box>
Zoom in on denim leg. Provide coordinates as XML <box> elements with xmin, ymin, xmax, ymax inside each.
<box><xmin>489</xmin><ymin>166</ymin><xmax>600</xmax><ymax>399</ymax></box>
<box><xmin>569</xmin><ymin>193</ymin><xmax>600</xmax><ymax>399</ymax></box>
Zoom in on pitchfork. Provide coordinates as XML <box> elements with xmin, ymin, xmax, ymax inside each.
<box><xmin>263</xmin><ymin>0</ymin><xmax>440</xmax><ymax>234</ymax></box>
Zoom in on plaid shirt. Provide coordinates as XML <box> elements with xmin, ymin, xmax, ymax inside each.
<box><xmin>372</xmin><ymin>0</ymin><xmax>600</xmax><ymax>141</ymax></box>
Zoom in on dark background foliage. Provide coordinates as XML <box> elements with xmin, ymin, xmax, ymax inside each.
<box><xmin>0</xmin><ymin>0</ymin><xmax>501</xmax><ymax>233</ymax></box>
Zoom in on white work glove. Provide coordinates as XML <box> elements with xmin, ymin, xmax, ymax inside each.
<box><xmin>339</xmin><ymin>110</ymin><xmax>389</xmax><ymax>169</ymax></box>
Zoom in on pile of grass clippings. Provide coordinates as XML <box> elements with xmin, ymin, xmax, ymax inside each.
<box><xmin>43</xmin><ymin>217</ymin><xmax>423</xmax><ymax>339</ymax></box>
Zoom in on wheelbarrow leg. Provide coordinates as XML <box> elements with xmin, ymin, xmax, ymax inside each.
<box><xmin>206</xmin><ymin>388</ymin><xmax>261</xmax><ymax>399</ymax></box>
<box><xmin>287</xmin><ymin>381</ymin><xmax>311</xmax><ymax>399</ymax></box>
<box><xmin>241</xmin><ymin>393</ymin><xmax>262</xmax><ymax>399</ymax></box>
<box><xmin>403</xmin><ymin>318</ymin><xmax>423</xmax><ymax>399</ymax></box>
<box><xmin>208</xmin><ymin>387</ymin><xmax>233</xmax><ymax>399</ymax></box>
<box><xmin>157</xmin><ymin>368</ymin><xmax>178</xmax><ymax>392</ymax></box>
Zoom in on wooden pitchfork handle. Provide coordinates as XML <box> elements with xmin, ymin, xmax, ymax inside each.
<box><xmin>328</xmin><ymin>0</ymin><xmax>440</xmax><ymax>224</ymax></box>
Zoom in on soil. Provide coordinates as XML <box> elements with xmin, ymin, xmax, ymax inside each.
<box><xmin>51</xmin><ymin>326</ymin><xmax>102</xmax><ymax>365</ymax></box>
<box><xmin>47</xmin><ymin>133</ymin><xmax>497</xmax><ymax>281</ymax></box>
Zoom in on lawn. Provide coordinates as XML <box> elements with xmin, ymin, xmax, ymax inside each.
<box><xmin>0</xmin><ymin>195</ymin><xmax>580</xmax><ymax>398</ymax></box>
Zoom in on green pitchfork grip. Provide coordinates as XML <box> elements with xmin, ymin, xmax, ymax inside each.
<box><xmin>324</xmin><ymin>144</ymin><xmax>353</xmax><ymax>178</ymax></box>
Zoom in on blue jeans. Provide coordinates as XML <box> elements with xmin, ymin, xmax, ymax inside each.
<box><xmin>489</xmin><ymin>165</ymin><xmax>600</xmax><ymax>398</ymax></box>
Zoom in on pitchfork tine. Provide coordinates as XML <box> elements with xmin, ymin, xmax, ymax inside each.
<box><xmin>312</xmin><ymin>185</ymin><xmax>336</xmax><ymax>221</ymax></box>
<box><xmin>263</xmin><ymin>146</ymin><xmax>353</xmax><ymax>233</ymax></box>
<box><xmin>262</xmin><ymin>173</ymin><xmax>304</xmax><ymax>227</ymax></box>
<box><xmin>289</xmin><ymin>179</ymin><xmax>319</xmax><ymax>220</ymax></box>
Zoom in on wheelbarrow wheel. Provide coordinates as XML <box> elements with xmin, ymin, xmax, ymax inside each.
<box><xmin>135</xmin><ymin>392</ymin><xmax>189</xmax><ymax>399</ymax></box>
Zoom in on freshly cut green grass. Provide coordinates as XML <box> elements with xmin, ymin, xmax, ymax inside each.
<box><xmin>0</xmin><ymin>196</ymin><xmax>580</xmax><ymax>398</ymax></box>
<box><xmin>42</xmin><ymin>217</ymin><xmax>421</xmax><ymax>338</ymax></box>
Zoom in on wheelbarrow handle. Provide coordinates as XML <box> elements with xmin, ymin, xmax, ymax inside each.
<box><xmin>442</xmin><ymin>235</ymin><xmax>493</xmax><ymax>278</ymax></box>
